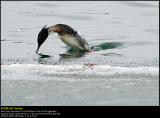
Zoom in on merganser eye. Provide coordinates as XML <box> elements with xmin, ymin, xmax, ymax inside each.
<box><xmin>36</xmin><ymin>24</ymin><xmax>91</xmax><ymax>53</ymax></box>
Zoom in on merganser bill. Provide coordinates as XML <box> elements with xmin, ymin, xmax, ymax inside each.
<box><xmin>36</xmin><ymin>24</ymin><xmax>91</xmax><ymax>53</ymax></box>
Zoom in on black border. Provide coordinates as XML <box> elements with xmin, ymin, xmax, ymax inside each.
<box><xmin>1</xmin><ymin>0</ymin><xmax>159</xmax><ymax>1</ymax></box>
<box><xmin>1</xmin><ymin>0</ymin><xmax>159</xmax><ymax>117</ymax></box>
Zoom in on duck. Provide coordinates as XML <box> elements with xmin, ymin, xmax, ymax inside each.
<box><xmin>36</xmin><ymin>24</ymin><xmax>91</xmax><ymax>53</ymax></box>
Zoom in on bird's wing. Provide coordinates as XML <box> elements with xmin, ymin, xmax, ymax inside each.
<box><xmin>75</xmin><ymin>33</ymin><xmax>89</xmax><ymax>49</ymax></box>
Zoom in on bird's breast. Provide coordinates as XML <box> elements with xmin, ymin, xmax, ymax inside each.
<box><xmin>60</xmin><ymin>34</ymin><xmax>83</xmax><ymax>50</ymax></box>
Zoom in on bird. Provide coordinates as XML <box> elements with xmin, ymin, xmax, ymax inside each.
<box><xmin>36</xmin><ymin>24</ymin><xmax>91</xmax><ymax>53</ymax></box>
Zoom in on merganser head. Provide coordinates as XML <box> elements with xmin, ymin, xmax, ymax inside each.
<box><xmin>36</xmin><ymin>24</ymin><xmax>64</xmax><ymax>53</ymax></box>
<box><xmin>36</xmin><ymin>25</ymin><xmax>48</xmax><ymax>53</ymax></box>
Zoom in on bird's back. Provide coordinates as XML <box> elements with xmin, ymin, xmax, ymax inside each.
<box><xmin>55</xmin><ymin>24</ymin><xmax>77</xmax><ymax>36</ymax></box>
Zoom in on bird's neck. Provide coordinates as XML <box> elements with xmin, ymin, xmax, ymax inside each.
<box><xmin>47</xmin><ymin>26</ymin><xmax>62</xmax><ymax>35</ymax></box>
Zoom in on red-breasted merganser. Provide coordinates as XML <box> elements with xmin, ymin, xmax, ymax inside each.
<box><xmin>36</xmin><ymin>24</ymin><xmax>91</xmax><ymax>53</ymax></box>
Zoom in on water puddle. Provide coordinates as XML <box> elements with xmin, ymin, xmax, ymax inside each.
<box><xmin>91</xmin><ymin>42</ymin><xmax>124</xmax><ymax>51</ymax></box>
